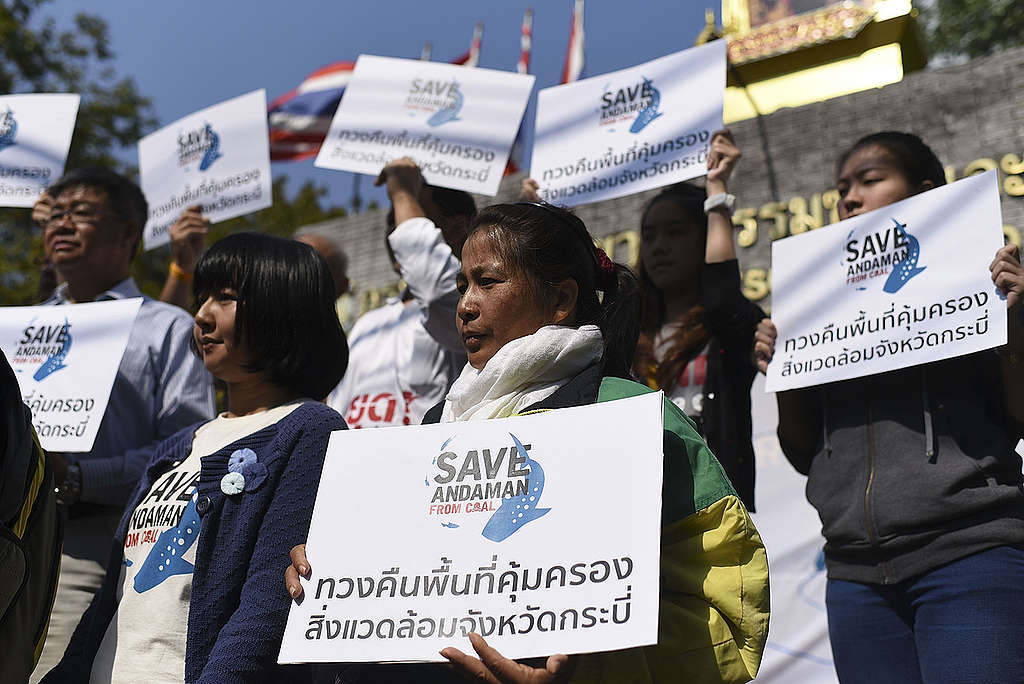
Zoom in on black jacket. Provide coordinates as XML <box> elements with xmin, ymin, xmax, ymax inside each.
<box><xmin>689</xmin><ymin>260</ymin><xmax>764</xmax><ymax>510</ymax></box>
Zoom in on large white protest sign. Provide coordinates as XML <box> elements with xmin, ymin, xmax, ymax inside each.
<box><xmin>139</xmin><ymin>89</ymin><xmax>272</xmax><ymax>250</ymax></box>
<box><xmin>0</xmin><ymin>299</ymin><xmax>142</xmax><ymax>452</ymax></box>
<box><xmin>766</xmin><ymin>170</ymin><xmax>1007</xmax><ymax>392</ymax></box>
<box><xmin>0</xmin><ymin>93</ymin><xmax>80</xmax><ymax>207</ymax></box>
<box><xmin>314</xmin><ymin>55</ymin><xmax>535</xmax><ymax>196</ymax></box>
<box><xmin>280</xmin><ymin>393</ymin><xmax>664</xmax><ymax>664</ymax></box>
<box><xmin>530</xmin><ymin>41</ymin><xmax>725</xmax><ymax>207</ymax></box>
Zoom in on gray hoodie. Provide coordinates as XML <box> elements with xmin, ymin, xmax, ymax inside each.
<box><xmin>781</xmin><ymin>350</ymin><xmax>1024</xmax><ymax>584</ymax></box>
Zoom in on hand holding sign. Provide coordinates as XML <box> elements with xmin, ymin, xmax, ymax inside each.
<box><xmin>991</xmin><ymin>244</ymin><xmax>1024</xmax><ymax>309</ymax></box>
<box><xmin>441</xmin><ymin>634</ymin><xmax>573</xmax><ymax>684</ymax></box>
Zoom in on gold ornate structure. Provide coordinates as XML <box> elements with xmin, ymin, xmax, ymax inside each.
<box><xmin>698</xmin><ymin>0</ymin><xmax>927</xmax><ymax>122</ymax></box>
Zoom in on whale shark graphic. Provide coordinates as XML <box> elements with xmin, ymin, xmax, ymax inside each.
<box><xmin>482</xmin><ymin>433</ymin><xmax>551</xmax><ymax>542</ymax></box>
<box><xmin>629</xmin><ymin>77</ymin><xmax>663</xmax><ymax>134</ymax></box>
<box><xmin>883</xmin><ymin>218</ymin><xmax>926</xmax><ymax>294</ymax></box>
<box><xmin>0</xmin><ymin>107</ymin><xmax>17</xmax><ymax>151</ymax></box>
<box><xmin>427</xmin><ymin>85</ymin><xmax>463</xmax><ymax>127</ymax></box>
<box><xmin>33</xmin><ymin>320</ymin><xmax>71</xmax><ymax>381</ymax></box>
<box><xmin>199</xmin><ymin>123</ymin><xmax>222</xmax><ymax>171</ymax></box>
<box><xmin>441</xmin><ymin>522</ymin><xmax>459</xmax><ymax>529</ymax></box>
<box><xmin>133</xmin><ymin>495</ymin><xmax>201</xmax><ymax>593</ymax></box>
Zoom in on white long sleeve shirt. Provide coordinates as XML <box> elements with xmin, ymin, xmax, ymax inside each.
<box><xmin>327</xmin><ymin>217</ymin><xmax>466</xmax><ymax>428</ymax></box>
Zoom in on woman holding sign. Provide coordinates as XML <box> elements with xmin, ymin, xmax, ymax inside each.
<box><xmin>631</xmin><ymin>130</ymin><xmax>773</xmax><ymax>511</ymax></box>
<box><xmin>775</xmin><ymin>131</ymin><xmax>1024</xmax><ymax>683</ymax></box>
<box><xmin>44</xmin><ymin>233</ymin><xmax>348</xmax><ymax>684</ymax></box>
<box><xmin>288</xmin><ymin>202</ymin><xmax>770</xmax><ymax>683</ymax></box>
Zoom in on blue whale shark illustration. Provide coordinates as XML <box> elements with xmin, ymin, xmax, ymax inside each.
<box><xmin>482</xmin><ymin>433</ymin><xmax>550</xmax><ymax>542</ymax></box>
<box><xmin>133</xmin><ymin>495</ymin><xmax>201</xmax><ymax>593</ymax></box>
<box><xmin>0</xmin><ymin>107</ymin><xmax>17</xmax><ymax>151</ymax></box>
<box><xmin>33</xmin><ymin>320</ymin><xmax>71</xmax><ymax>382</ymax></box>
<box><xmin>629</xmin><ymin>77</ymin><xmax>663</xmax><ymax>134</ymax></box>
<box><xmin>441</xmin><ymin>522</ymin><xmax>460</xmax><ymax>529</ymax></box>
<box><xmin>883</xmin><ymin>218</ymin><xmax>926</xmax><ymax>294</ymax></box>
<box><xmin>199</xmin><ymin>123</ymin><xmax>222</xmax><ymax>171</ymax></box>
<box><xmin>427</xmin><ymin>85</ymin><xmax>463</xmax><ymax>127</ymax></box>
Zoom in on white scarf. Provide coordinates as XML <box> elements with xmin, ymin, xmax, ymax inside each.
<box><xmin>440</xmin><ymin>325</ymin><xmax>603</xmax><ymax>422</ymax></box>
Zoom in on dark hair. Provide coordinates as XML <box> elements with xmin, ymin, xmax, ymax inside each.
<box><xmin>467</xmin><ymin>203</ymin><xmax>641</xmax><ymax>379</ymax></box>
<box><xmin>836</xmin><ymin>131</ymin><xmax>947</xmax><ymax>190</ymax></box>
<box><xmin>47</xmin><ymin>167</ymin><xmax>149</xmax><ymax>255</ymax></box>
<box><xmin>428</xmin><ymin>185</ymin><xmax>476</xmax><ymax>221</ymax></box>
<box><xmin>633</xmin><ymin>183</ymin><xmax>711</xmax><ymax>390</ymax></box>
<box><xmin>192</xmin><ymin>232</ymin><xmax>348</xmax><ymax>399</ymax></box>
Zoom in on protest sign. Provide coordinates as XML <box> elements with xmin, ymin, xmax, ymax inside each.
<box><xmin>314</xmin><ymin>55</ymin><xmax>535</xmax><ymax>196</ymax></box>
<box><xmin>766</xmin><ymin>170</ymin><xmax>1007</xmax><ymax>392</ymax></box>
<box><xmin>0</xmin><ymin>93</ymin><xmax>80</xmax><ymax>208</ymax></box>
<box><xmin>279</xmin><ymin>393</ymin><xmax>664</xmax><ymax>664</ymax></box>
<box><xmin>0</xmin><ymin>298</ymin><xmax>142</xmax><ymax>452</ymax></box>
<box><xmin>530</xmin><ymin>41</ymin><xmax>725</xmax><ymax>207</ymax></box>
<box><xmin>139</xmin><ymin>89</ymin><xmax>272</xmax><ymax>250</ymax></box>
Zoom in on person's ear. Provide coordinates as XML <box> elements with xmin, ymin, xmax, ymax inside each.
<box><xmin>918</xmin><ymin>179</ymin><xmax>935</xmax><ymax>193</ymax></box>
<box><xmin>550</xmin><ymin>278</ymin><xmax>579</xmax><ymax>326</ymax></box>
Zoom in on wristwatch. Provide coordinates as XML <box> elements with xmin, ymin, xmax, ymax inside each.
<box><xmin>704</xmin><ymin>192</ymin><xmax>736</xmax><ymax>214</ymax></box>
<box><xmin>55</xmin><ymin>461</ymin><xmax>82</xmax><ymax>507</ymax></box>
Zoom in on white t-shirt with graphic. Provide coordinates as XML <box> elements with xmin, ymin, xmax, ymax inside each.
<box><xmin>654</xmin><ymin>322</ymin><xmax>710</xmax><ymax>418</ymax></box>
<box><xmin>89</xmin><ymin>400</ymin><xmax>308</xmax><ymax>683</ymax></box>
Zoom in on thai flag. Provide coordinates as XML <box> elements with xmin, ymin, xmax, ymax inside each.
<box><xmin>561</xmin><ymin>0</ymin><xmax>585</xmax><ymax>84</ymax></box>
<box><xmin>267</xmin><ymin>61</ymin><xmax>354</xmax><ymax>161</ymax></box>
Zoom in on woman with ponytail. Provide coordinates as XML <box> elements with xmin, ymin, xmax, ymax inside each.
<box><xmin>634</xmin><ymin>130</ymin><xmax>773</xmax><ymax>511</ymax></box>
<box><xmin>288</xmin><ymin>202</ymin><xmax>770</xmax><ymax>684</ymax></box>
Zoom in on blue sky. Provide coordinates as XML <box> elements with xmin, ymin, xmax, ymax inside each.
<box><xmin>44</xmin><ymin>1</ymin><xmax>712</xmax><ymax>210</ymax></box>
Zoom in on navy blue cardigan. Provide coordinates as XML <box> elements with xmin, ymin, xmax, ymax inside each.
<box><xmin>42</xmin><ymin>402</ymin><xmax>346</xmax><ymax>684</ymax></box>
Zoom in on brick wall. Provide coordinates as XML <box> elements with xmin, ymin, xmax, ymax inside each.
<box><xmin>305</xmin><ymin>46</ymin><xmax>1024</xmax><ymax>315</ymax></box>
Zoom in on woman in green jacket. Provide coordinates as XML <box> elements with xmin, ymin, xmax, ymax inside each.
<box><xmin>288</xmin><ymin>202</ymin><xmax>770</xmax><ymax>684</ymax></box>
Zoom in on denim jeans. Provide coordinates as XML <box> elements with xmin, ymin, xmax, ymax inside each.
<box><xmin>826</xmin><ymin>545</ymin><xmax>1024</xmax><ymax>684</ymax></box>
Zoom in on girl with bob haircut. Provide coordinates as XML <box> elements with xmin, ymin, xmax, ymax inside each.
<box><xmin>44</xmin><ymin>232</ymin><xmax>348</xmax><ymax>684</ymax></box>
<box><xmin>288</xmin><ymin>204</ymin><xmax>770</xmax><ymax>684</ymax></box>
<box><xmin>775</xmin><ymin>131</ymin><xmax>1024</xmax><ymax>682</ymax></box>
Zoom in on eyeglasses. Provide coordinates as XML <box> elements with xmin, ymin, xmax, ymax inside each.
<box><xmin>45</xmin><ymin>206</ymin><xmax>107</xmax><ymax>228</ymax></box>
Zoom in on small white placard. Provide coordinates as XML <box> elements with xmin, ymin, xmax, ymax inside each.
<box><xmin>139</xmin><ymin>89</ymin><xmax>272</xmax><ymax>250</ymax></box>
<box><xmin>0</xmin><ymin>93</ymin><xmax>80</xmax><ymax>207</ymax></box>
<box><xmin>530</xmin><ymin>41</ymin><xmax>725</xmax><ymax>207</ymax></box>
<box><xmin>280</xmin><ymin>393</ymin><xmax>664</xmax><ymax>663</ymax></box>
<box><xmin>766</xmin><ymin>170</ymin><xmax>1007</xmax><ymax>392</ymax></box>
<box><xmin>0</xmin><ymin>298</ymin><xmax>143</xmax><ymax>452</ymax></box>
<box><xmin>314</xmin><ymin>55</ymin><xmax>535</xmax><ymax>196</ymax></box>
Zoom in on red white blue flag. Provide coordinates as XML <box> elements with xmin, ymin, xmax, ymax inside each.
<box><xmin>267</xmin><ymin>61</ymin><xmax>354</xmax><ymax>161</ymax></box>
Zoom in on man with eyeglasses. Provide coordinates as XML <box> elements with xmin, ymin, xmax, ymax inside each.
<box><xmin>31</xmin><ymin>167</ymin><xmax>215</xmax><ymax>681</ymax></box>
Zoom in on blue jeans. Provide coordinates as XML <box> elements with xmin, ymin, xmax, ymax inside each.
<box><xmin>826</xmin><ymin>545</ymin><xmax>1024</xmax><ymax>684</ymax></box>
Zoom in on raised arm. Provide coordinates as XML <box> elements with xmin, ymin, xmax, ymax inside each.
<box><xmin>991</xmin><ymin>244</ymin><xmax>1024</xmax><ymax>423</ymax></box>
<box><xmin>704</xmin><ymin>130</ymin><xmax>740</xmax><ymax>265</ymax></box>
<box><xmin>159</xmin><ymin>205</ymin><xmax>209</xmax><ymax>310</ymax></box>
<box><xmin>378</xmin><ymin>158</ymin><xmax>465</xmax><ymax>352</ymax></box>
